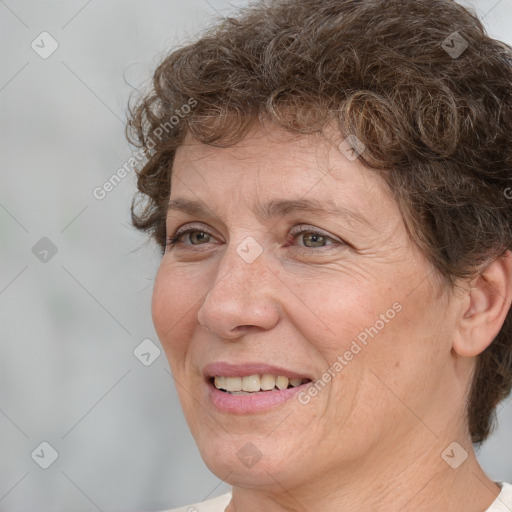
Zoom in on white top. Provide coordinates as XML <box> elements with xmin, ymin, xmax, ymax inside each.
<box><xmin>160</xmin><ymin>482</ymin><xmax>512</xmax><ymax>512</ymax></box>
<box><xmin>161</xmin><ymin>492</ymin><xmax>231</xmax><ymax>512</ymax></box>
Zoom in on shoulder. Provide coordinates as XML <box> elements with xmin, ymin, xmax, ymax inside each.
<box><xmin>486</xmin><ymin>482</ymin><xmax>512</xmax><ymax>512</ymax></box>
<box><xmin>157</xmin><ymin>492</ymin><xmax>232</xmax><ymax>512</ymax></box>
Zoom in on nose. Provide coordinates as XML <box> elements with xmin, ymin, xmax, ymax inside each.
<box><xmin>196</xmin><ymin>239</ymin><xmax>280</xmax><ymax>339</ymax></box>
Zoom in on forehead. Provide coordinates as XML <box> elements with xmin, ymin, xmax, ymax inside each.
<box><xmin>170</xmin><ymin>124</ymin><xmax>397</xmax><ymax>227</ymax></box>
<box><xmin>173</xmin><ymin>124</ymin><xmax>385</xmax><ymax>188</ymax></box>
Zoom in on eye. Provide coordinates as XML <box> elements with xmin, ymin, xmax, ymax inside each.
<box><xmin>288</xmin><ymin>224</ymin><xmax>340</xmax><ymax>249</ymax></box>
<box><xmin>165</xmin><ymin>224</ymin><xmax>215</xmax><ymax>249</ymax></box>
<box><xmin>165</xmin><ymin>224</ymin><xmax>344</xmax><ymax>251</ymax></box>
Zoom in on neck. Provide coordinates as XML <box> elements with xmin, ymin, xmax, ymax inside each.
<box><xmin>225</xmin><ymin>432</ymin><xmax>500</xmax><ymax>512</ymax></box>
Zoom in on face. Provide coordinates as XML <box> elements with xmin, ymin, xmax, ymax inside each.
<box><xmin>152</xmin><ymin>122</ymin><xmax>459</xmax><ymax>495</ymax></box>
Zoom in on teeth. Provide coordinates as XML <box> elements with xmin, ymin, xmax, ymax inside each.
<box><xmin>260</xmin><ymin>374</ymin><xmax>276</xmax><ymax>390</ymax></box>
<box><xmin>225</xmin><ymin>376</ymin><xmax>242</xmax><ymax>392</ymax></box>
<box><xmin>214</xmin><ymin>374</ymin><xmax>307</xmax><ymax>392</ymax></box>
<box><xmin>276</xmin><ymin>376</ymin><xmax>289</xmax><ymax>390</ymax></box>
<box><xmin>242</xmin><ymin>375</ymin><xmax>261</xmax><ymax>392</ymax></box>
<box><xmin>214</xmin><ymin>376</ymin><xmax>226</xmax><ymax>390</ymax></box>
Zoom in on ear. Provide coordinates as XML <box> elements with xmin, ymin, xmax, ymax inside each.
<box><xmin>453</xmin><ymin>250</ymin><xmax>512</xmax><ymax>357</ymax></box>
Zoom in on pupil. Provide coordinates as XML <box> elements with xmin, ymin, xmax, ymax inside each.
<box><xmin>305</xmin><ymin>233</ymin><xmax>324</xmax><ymax>247</ymax></box>
<box><xmin>192</xmin><ymin>232</ymin><xmax>208</xmax><ymax>244</ymax></box>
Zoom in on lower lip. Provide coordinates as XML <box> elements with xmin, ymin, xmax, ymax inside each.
<box><xmin>207</xmin><ymin>379</ymin><xmax>312</xmax><ymax>414</ymax></box>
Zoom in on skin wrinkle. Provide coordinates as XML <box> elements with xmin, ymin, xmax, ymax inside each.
<box><xmin>151</xmin><ymin>124</ymin><xmax>507</xmax><ymax>511</ymax></box>
<box><xmin>127</xmin><ymin>0</ymin><xmax>512</xmax><ymax>508</ymax></box>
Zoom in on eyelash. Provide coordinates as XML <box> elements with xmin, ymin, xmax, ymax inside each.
<box><xmin>165</xmin><ymin>224</ymin><xmax>342</xmax><ymax>252</ymax></box>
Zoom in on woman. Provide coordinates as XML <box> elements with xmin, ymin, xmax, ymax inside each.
<box><xmin>127</xmin><ymin>0</ymin><xmax>512</xmax><ymax>510</ymax></box>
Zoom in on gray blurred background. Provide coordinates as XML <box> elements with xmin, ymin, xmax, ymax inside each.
<box><xmin>0</xmin><ymin>1</ymin><xmax>511</xmax><ymax>510</ymax></box>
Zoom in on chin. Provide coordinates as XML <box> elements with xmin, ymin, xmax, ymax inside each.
<box><xmin>195</xmin><ymin>430</ymin><xmax>293</xmax><ymax>487</ymax></box>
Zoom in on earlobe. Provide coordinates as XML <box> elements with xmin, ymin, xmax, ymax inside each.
<box><xmin>454</xmin><ymin>250</ymin><xmax>512</xmax><ymax>357</ymax></box>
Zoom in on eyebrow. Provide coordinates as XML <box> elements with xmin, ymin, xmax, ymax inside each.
<box><xmin>167</xmin><ymin>197</ymin><xmax>372</xmax><ymax>228</ymax></box>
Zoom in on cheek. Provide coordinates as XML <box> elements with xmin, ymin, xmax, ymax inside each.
<box><xmin>151</xmin><ymin>264</ymin><xmax>198</xmax><ymax>357</ymax></box>
<box><xmin>297</xmin><ymin>274</ymin><xmax>396</xmax><ymax>360</ymax></box>
<box><xmin>305</xmin><ymin>274</ymin><xmax>436</xmax><ymax>408</ymax></box>
<box><xmin>348</xmin><ymin>290</ymin><xmax>449</xmax><ymax>425</ymax></box>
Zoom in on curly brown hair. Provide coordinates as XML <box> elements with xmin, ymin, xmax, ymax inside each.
<box><xmin>126</xmin><ymin>0</ymin><xmax>512</xmax><ymax>446</ymax></box>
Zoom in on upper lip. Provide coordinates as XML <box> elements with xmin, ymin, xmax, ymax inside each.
<box><xmin>203</xmin><ymin>362</ymin><xmax>313</xmax><ymax>380</ymax></box>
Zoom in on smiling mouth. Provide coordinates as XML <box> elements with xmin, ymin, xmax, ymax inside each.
<box><xmin>210</xmin><ymin>375</ymin><xmax>312</xmax><ymax>394</ymax></box>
